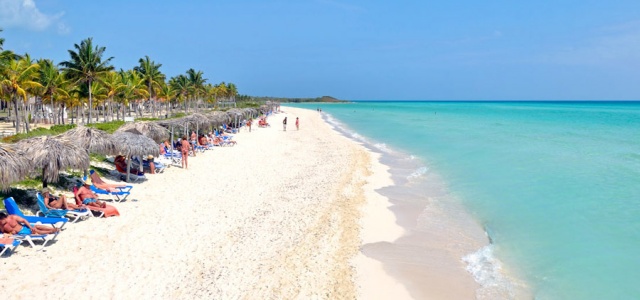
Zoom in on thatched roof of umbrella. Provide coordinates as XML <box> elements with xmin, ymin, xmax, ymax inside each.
<box><xmin>0</xmin><ymin>143</ymin><xmax>33</xmax><ymax>191</ymax></box>
<box><xmin>16</xmin><ymin>136</ymin><xmax>90</xmax><ymax>185</ymax></box>
<box><xmin>60</xmin><ymin>125</ymin><xmax>118</xmax><ymax>155</ymax></box>
<box><xmin>112</xmin><ymin>131</ymin><xmax>160</xmax><ymax>157</ymax></box>
<box><xmin>186</xmin><ymin>113</ymin><xmax>211</xmax><ymax>127</ymax></box>
<box><xmin>241</xmin><ymin>108</ymin><xmax>259</xmax><ymax>117</ymax></box>
<box><xmin>116</xmin><ymin>121</ymin><xmax>169</xmax><ymax>143</ymax></box>
<box><xmin>206</xmin><ymin>111</ymin><xmax>230</xmax><ymax>126</ymax></box>
<box><xmin>226</xmin><ymin>108</ymin><xmax>244</xmax><ymax>117</ymax></box>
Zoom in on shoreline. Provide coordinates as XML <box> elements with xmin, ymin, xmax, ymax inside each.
<box><xmin>2</xmin><ymin>106</ymin><xmax>484</xmax><ymax>299</ymax></box>
<box><xmin>317</xmin><ymin>107</ymin><xmax>489</xmax><ymax>299</ymax></box>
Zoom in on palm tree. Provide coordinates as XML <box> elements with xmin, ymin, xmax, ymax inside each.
<box><xmin>227</xmin><ymin>82</ymin><xmax>238</xmax><ymax>105</ymax></box>
<box><xmin>134</xmin><ymin>56</ymin><xmax>165</xmax><ymax>118</ymax></box>
<box><xmin>60</xmin><ymin>37</ymin><xmax>114</xmax><ymax>124</ymax></box>
<box><xmin>170</xmin><ymin>75</ymin><xmax>190</xmax><ymax>114</ymax></box>
<box><xmin>214</xmin><ymin>82</ymin><xmax>228</xmax><ymax>107</ymax></box>
<box><xmin>156</xmin><ymin>81</ymin><xmax>176</xmax><ymax>117</ymax></box>
<box><xmin>37</xmin><ymin>59</ymin><xmax>68</xmax><ymax>125</ymax></box>
<box><xmin>0</xmin><ymin>55</ymin><xmax>42</xmax><ymax>133</ymax></box>
<box><xmin>118</xmin><ymin>69</ymin><xmax>148</xmax><ymax>117</ymax></box>
<box><xmin>186</xmin><ymin>68</ymin><xmax>206</xmax><ymax>111</ymax></box>
<box><xmin>101</xmin><ymin>71</ymin><xmax>124</xmax><ymax>121</ymax></box>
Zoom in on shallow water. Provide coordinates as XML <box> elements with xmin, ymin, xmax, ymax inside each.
<box><xmin>285</xmin><ymin>101</ymin><xmax>640</xmax><ymax>299</ymax></box>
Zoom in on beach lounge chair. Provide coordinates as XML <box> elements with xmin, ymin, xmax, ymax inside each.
<box><xmin>89</xmin><ymin>184</ymin><xmax>131</xmax><ymax>202</ymax></box>
<box><xmin>113</xmin><ymin>164</ymin><xmax>145</xmax><ymax>182</ymax></box>
<box><xmin>0</xmin><ymin>239</ymin><xmax>20</xmax><ymax>257</ymax></box>
<box><xmin>163</xmin><ymin>150</ymin><xmax>182</xmax><ymax>166</ymax></box>
<box><xmin>3</xmin><ymin>197</ymin><xmax>67</xmax><ymax>229</ymax></box>
<box><xmin>72</xmin><ymin>187</ymin><xmax>120</xmax><ymax>217</ymax></box>
<box><xmin>222</xmin><ymin>124</ymin><xmax>238</xmax><ymax>134</ymax></box>
<box><xmin>89</xmin><ymin>170</ymin><xmax>133</xmax><ymax>193</ymax></box>
<box><xmin>36</xmin><ymin>193</ymin><xmax>91</xmax><ymax>222</ymax></box>
<box><xmin>14</xmin><ymin>232</ymin><xmax>58</xmax><ymax>251</ymax></box>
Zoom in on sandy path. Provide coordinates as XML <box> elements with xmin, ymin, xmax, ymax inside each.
<box><xmin>1</xmin><ymin>107</ymin><xmax>408</xmax><ymax>299</ymax></box>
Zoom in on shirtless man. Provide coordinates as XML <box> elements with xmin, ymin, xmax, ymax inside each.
<box><xmin>76</xmin><ymin>181</ymin><xmax>107</xmax><ymax>208</ymax></box>
<box><xmin>0</xmin><ymin>212</ymin><xmax>59</xmax><ymax>235</ymax></box>
<box><xmin>42</xmin><ymin>187</ymin><xmax>84</xmax><ymax>210</ymax></box>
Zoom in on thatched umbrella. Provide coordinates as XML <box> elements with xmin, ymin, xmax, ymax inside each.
<box><xmin>116</xmin><ymin>121</ymin><xmax>169</xmax><ymax>143</ymax></box>
<box><xmin>0</xmin><ymin>143</ymin><xmax>33</xmax><ymax>191</ymax></box>
<box><xmin>206</xmin><ymin>111</ymin><xmax>230</xmax><ymax>129</ymax></box>
<box><xmin>60</xmin><ymin>125</ymin><xmax>118</xmax><ymax>155</ymax></box>
<box><xmin>112</xmin><ymin>131</ymin><xmax>160</xmax><ymax>182</ymax></box>
<box><xmin>186</xmin><ymin>113</ymin><xmax>211</xmax><ymax>135</ymax></box>
<box><xmin>17</xmin><ymin>136</ymin><xmax>90</xmax><ymax>188</ymax></box>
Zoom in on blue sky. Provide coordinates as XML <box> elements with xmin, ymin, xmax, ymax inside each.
<box><xmin>1</xmin><ymin>0</ymin><xmax>640</xmax><ymax>100</ymax></box>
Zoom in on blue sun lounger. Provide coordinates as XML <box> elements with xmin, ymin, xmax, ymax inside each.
<box><xmin>0</xmin><ymin>239</ymin><xmax>20</xmax><ymax>257</ymax></box>
<box><xmin>14</xmin><ymin>232</ymin><xmax>58</xmax><ymax>251</ymax></box>
<box><xmin>3</xmin><ymin>197</ymin><xmax>68</xmax><ymax>229</ymax></box>
<box><xmin>36</xmin><ymin>193</ymin><xmax>91</xmax><ymax>222</ymax></box>
<box><xmin>89</xmin><ymin>185</ymin><xmax>131</xmax><ymax>202</ymax></box>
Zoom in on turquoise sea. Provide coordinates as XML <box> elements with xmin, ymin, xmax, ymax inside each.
<box><xmin>286</xmin><ymin>101</ymin><xmax>640</xmax><ymax>299</ymax></box>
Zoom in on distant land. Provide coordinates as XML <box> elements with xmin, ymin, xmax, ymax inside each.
<box><xmin>237</xmin><ymin>95</ymin><xmax>345</xmax><ymax>103</ymax></box>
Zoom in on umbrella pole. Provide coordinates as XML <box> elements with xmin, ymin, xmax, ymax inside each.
<box><xmin>171</xmin><ymin>125</ymin><xmax>176</xmax><ymax>165</ymax></box>
<box><xmin>126</xmin><ymin>157</ymin><xmax>131</xmax><ymax>182</ymax></box>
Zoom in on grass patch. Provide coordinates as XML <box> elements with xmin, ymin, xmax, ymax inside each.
<box><xmin>1</xmin><ymin>124</ymin><xmax>76</xmax><ymax>143</ymax></box>
<box><xmin>87</xmin><ymin>120</ymin><xmax>125</xmax><ymax>133</ymax></box>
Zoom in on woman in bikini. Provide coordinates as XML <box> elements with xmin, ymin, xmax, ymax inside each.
<box><xmin>181</xmin><ymin>135</ymin><xmax>191</xmax><ymax>169</ymax></box>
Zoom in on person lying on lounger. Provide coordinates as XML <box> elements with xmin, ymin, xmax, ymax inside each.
<box><xmin>76</xmin><ymin>180</ymin><xmax>107</xmax><ymax>208</ymax></box>
<box><xmin>90</xmin><ymin>171</ymin><xmax>128</xmax><ymax>192</ymax></box>
<box><xmin>0</xmin><ymin>212</ymin><xmax>60</xmax><ymax>235</ymax></box>
<box><xmin>42</xmin><ymin>187</ymin><xmax>85</xmax><ymax>210</ymax></box>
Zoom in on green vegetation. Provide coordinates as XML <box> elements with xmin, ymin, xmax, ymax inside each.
<box><xmin>237</xmin><ymin>95</ymin><xmax>344</xmax><ymax>103</ymax></box>
<box><xmin>1</xmin><ymin>124</ymin><xmax>76</xmax><ymax>143</ymax></box>
<box><xmin>86</xmin><ymin>120</ymin><xmax>124</xmax><ymax>133</ymax></box>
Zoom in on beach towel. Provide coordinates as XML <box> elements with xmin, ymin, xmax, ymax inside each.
<box><xmin>86</xmin><ymin>204</ymin><xmax>120</xmax><ymax>217</ymax></box>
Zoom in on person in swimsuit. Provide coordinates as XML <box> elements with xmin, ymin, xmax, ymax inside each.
<box><xmin>76</xmin><ymin>180</ymin><xmax>107</xmax><ymax>208</ymax></box>
<box><xmin>0</xmin><ymin>212</ymin><xmax>59</xmax><ymax>235</ymax></box>
<box><xmin>190</xmin><ymin>131</ymin><xmax>197</xmax><ymax>157</ymax></box>
<box><xmin>181</xmin><ymin>135</ymin><xmax>191</xmax><ymax>169</ymax></box>
<box><xmin>42</xmin><ymin>187</ymin><xmax>85</xmax><ymax>210</ymax></box>
<box><xmin>295</xmin><ymin>117</ymin><xmax>299</xmax><ymax>130</ymax></box>
<box><xmin>283</xmin><ymin>117</ymin><xmax>287</xmax><ymax>131</ymax></box>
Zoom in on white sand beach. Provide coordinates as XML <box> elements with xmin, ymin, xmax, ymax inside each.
<box><xmin>0</xmin><ymin>107</ymin><xmax>412</xmax><ymax>299</ymax></box>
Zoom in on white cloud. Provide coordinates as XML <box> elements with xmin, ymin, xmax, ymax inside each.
<box><xmin>0</xmin><ymin>0</ymin><xmax>67</xmax><ymax>33</ymax></box>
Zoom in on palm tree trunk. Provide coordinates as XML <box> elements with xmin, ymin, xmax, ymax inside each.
<box><xmin>22</xmin><ymin>102</ymin><xmax>30</xmax><ymax>133</ymax></box>
<box><xmin>60</xmin><ymin>104</ymin><xmax>65</xmax><ymax>124</ymax></box>
<box><xmin>51</xmin><ymin>95</ymin><xmax>56</xmax><ymax>125</ymax></box>
<box><xmin>88</xmin><ymin>80</ymin><xmax>93</xmax><ymax>124</ymax></box>
<box><xmin>12</xmin><ymin>97</ymin><xmax>21</xmax><ymax>133</ymax></box>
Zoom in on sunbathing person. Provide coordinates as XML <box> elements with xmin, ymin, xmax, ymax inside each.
<box><xmin>42</xmin><ymin>187</ymin><xmax>85</xmax><ymax>210</ymax></box>
<box><xmin>90</xmin><ymin>171</ymin><xmax>128</xmax><ymax>192</ymax></box>
<box><xmin>0</xmin><ymin>212</ymin><xmax>59</xmax><ymax>235</ymax></box>
<box><xmin>76</xmin><ymin>180</ymin><xmax>107</xmax><ymax>208</ymax></box>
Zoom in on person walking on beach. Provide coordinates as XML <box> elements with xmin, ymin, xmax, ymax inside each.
<box><xmin>181</xmin><ymin>135</ymin><xmax>190</xmax><ymax>169</ymax></box>
<box><xmin>190</xmin><ymin>131</ymin><xmax>197</xmax><ymax>157</ymax></box>
<box><xmin>283</xmin><ymin>117</ymin><xmax>287</xmax><ymax>131</ymax></box>
<box><xmin>247</xmin><ymin>119</ymin><xmax>252</xmax><ymax>132</ymax></box>
<box><xmin>295</xmin><ymin>117</ymin><xmax>299</xmax><ymax>130</ymax></box>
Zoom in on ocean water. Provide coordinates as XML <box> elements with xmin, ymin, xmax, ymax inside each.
<box><xmin>285</xmin><ymin>101</ymin><xmax>640</xmax><ymax>299</ymax></box>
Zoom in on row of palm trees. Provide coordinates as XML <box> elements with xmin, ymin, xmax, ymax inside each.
<box><xmin>0</xmin><ymin>31</ymin><xmax>239</xmax><ymax>133</ymax></box>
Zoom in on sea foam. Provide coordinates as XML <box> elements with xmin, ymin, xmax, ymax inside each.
<box><xmin>463</xmin><ymin>245</ymin><xmax>515</xmax><ymax>299</ymax></box>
